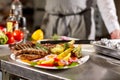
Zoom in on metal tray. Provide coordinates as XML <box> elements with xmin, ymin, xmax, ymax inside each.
<box><xmin>92</xmin><ymin>40</ymin><xmax>120</xmax><ymax>59</ymax></box>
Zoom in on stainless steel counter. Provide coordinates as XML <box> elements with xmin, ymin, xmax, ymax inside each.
<box><xmin>1</xmin><ymin>44</ymin><xmax>120</xmax><ymax>80</ymax></box>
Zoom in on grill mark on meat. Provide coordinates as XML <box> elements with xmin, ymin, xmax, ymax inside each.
<box><xmin>10</xmin><ymin>41</ymin><xmax>35</xmax><ymax>50</ymax></box>
<box><xmin>9</xmin><ymin>41</ymin><xmax>57</xmax><ymax>60</ymax></box>
<box><xmin>20</xmin><ymin>54</ymin><xmax>42</xmax><ymax>61</ymax></box>
<box><xmin>15</xmin><ymin>48</ymin><xmax>50</xmax><ymax>60</ymax></box>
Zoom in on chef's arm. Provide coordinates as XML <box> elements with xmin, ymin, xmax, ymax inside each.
<box><xmin>97</xmin><ymin>0</ymin><xmax>120</xmax><ymax>39</ymax></box>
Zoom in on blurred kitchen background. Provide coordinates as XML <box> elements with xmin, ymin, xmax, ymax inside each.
<box><xmin>0</xmin><ymin>0</ymin><xmax>120</xmax><ymax>40</ymax></box>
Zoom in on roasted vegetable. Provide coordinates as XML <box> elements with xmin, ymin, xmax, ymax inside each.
<box><xmin>35</xmin><ymin>42</ymin><xmax>48</xmax><ymax>53</ymax></box>
<box><xmin>72</xmin><ymin>45</ymin><xmax>82</xmax><ymax>58</ymax></box>
<box><xmin>68</xmin><ymin>40</ymin><xmax>75</xmax><ymax>45</ymax></box>
<box><xmin>51</xmin><ymin>44</ymin><xmax>64</xmax><ymax>54</ymax></box>
<box><xmin>57</xmin><ymin>48</ymin><xmax>72</xmax><ymax>59</ymax></box>
<box><xmin>63</xmin><ymin>52</ymin><xmax>71</xmax><ymax>61</ymax></box>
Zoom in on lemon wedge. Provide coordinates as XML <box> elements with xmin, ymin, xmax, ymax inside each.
<box><xmin>31</xmin><ymin>29</ymin><xmax>44</xmax><ymax>41</ymax></box>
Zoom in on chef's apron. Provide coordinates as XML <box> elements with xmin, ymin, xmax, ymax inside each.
<box><xmin>41</xmin><ymin>0</ymin><xmax>96</xmax><ymax>40</ymax></box>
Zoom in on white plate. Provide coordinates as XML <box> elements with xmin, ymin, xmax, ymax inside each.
<box><xmin>81</xmin><ymin>44</ymin><xmax>95</xmax><ymax>53</ymax></box>
<box><xmin>10</xmin><ymin>54</ymin><xmax>90</xmax><ymax>69</ymax></box>
<box><xmin>0</xmin><ymin>44</ymin><xmax>8</xmax><ymax>48</ymax></box>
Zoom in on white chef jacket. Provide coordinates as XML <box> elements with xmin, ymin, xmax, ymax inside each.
<box><xmin>41</xmin><ymin>0</ymin><xmax>120</xmax><ymax>39</ymax></box>
<box><xmin>97</xmin><ymin>0</ymin><xmax>120</xmax><ymax>34</ymax></box>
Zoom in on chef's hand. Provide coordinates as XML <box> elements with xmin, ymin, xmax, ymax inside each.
<box><xmin>111</xmin><ymin>29</ymin><xmax>120</xmax><ymax>39</ymax></box>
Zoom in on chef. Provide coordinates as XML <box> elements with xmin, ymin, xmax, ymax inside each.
<box><xmin>41</xmin><ymin>0</ymin><xmax>120</xmax><ymax>40</ymax></box>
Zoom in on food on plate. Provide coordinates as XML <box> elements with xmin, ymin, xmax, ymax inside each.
<box><xmin>57</xmin><ymin>48</ymin><xmax>72</xmax><ymax>60</ymax></box>
<box><xmin>9</xmin><ymin>41</ymin><xmax>55</xmax><ymax>60</ymax></box>
<box><xmin>72</xmin><ymin>45</ymin><xmax>82</xmax><ymax>58</ymax></box>
<box><xmin>9</xmin><ymin>40</ymin><xmax>82</xmax><ymax>67</ymax></box>
<box><xmin>51</xmin><ymin>44</ymin><xmax>65</xmax><ymax>54</ymax></box>
<box><xmin>0</xmin><ymin>31</ymin><xmax>8</xmax><ymax>44</ymax></box>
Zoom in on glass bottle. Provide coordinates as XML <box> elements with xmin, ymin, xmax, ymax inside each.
<box><xmin>11</xmin><ymin>0</ymin><xmax>29</xmax><ymax>42</ymax></box>
<box><xmin>6</xmin><ymin>9</ymin><xmax>17</xmax><ymax>32</ymax></box>
<box><xmin>17</xmin><ymin>10</ymin><xmax>26</xmax><ymax>30</ymax></box>
<box><xmin>11</xmin><ymin>0</ymin><xmax>22</xmax><ymax>20</ymax></box>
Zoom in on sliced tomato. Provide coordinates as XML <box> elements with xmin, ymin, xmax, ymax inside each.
<box><xmin>69</xmin><ymin>57</ymin><xmax>78</xmax><ymax>63</ymax></box>
<box><xmin>57</xmin><ymin>60</ymin><xmax>66</xmax><ymax>66</ymax></box>
<box><xmin>39</xmin><ymin>63</ymin><xmax>54</xmax><ymax>67</ymax></box>
<box><xmin>54</xmin><ymin>57</ymin><xmax>60</xmax><ymax>62</ymax></box>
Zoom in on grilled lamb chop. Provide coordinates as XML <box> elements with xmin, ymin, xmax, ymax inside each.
<box><xmin>9</xmin><ymin>41</ymin><xmax>56</xmax><ymax>60</ymax></box>
<box><xmin>20</xmin><ymin>54</ymin><xmax>42</xmax><ymax>61</ymax></box>
<box><xmin>9</xmin><ymin>41</ymin><xmax>35</xmax><ymax>50</ymax></box>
